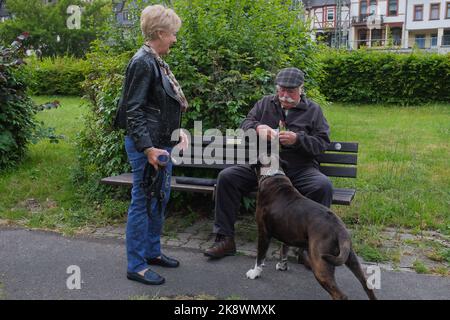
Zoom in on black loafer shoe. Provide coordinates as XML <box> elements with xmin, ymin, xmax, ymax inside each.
<box><xmin>147</xmin><ymin>254</ymin><xmax>180</xmax><ymax>268</ymax></box>
<box><xmin>127</xmin><ymin>269</ymin><xmax>165</xmax><ymax>285</ymax></box>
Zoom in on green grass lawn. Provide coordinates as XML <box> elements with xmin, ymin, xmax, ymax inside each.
<box><xmin>0</xmin><ymin>97</ymin><xmax>449</xmax><ymax>240</ymax></box>
<box><xmin>323</xmin><ymin>103</ymin><xmax>449</xmax><ymax>234</ymax></box>
<box><xmin>0</xmin><ymin>96</ymin><xmax>128</xmax><ymax>234</ymax></box>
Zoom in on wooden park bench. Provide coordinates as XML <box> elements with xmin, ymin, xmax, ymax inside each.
<box><xmin>101</xmin><ymin>136</ymin><xmax>358</xmax><ymax>206</ymax></box>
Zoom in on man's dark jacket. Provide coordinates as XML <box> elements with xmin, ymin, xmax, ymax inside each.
<box><xmin>241</xmin><ymin>94</ymin><xmax>330</xmax><ymax>168</ymax></box>
<box><xmin>114</xmin><ymin>45</ymin><xmax>182</xmax><ymax>152</ymax></box>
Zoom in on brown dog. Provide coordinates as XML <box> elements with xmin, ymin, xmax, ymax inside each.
<box><xmin>246</xmin><ymin>164</ymin><xmax>377</xmax><ymax>300</ymax></box>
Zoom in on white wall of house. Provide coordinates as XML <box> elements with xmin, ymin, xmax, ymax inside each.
<box><xmin>349</xmin><ymin>0</ymin><xmax>407</xmax><ymax>48</ymax></box>
<box><xmin>405</xmin><ymin>1</ymin><xmax>450</xmax><ymax>49</ymax></box>
<box><xmin>350</xmin><ymin>0</ymin><xmax>406</xmax><ymax>19</ymax></box>
<box><xmin>406</xmin><ymin>0</ymin><xmax>450</xmax><ymax>30</ymax></box>
<box><xmin>383</xmin><ymin>0</ymin><xmax>407</xmax><ymax>23</ymax></box>
<box><xmin>349</xmin><ymin>1</ymin><xmax>407</xmax><ymax>26</ymax></box>
<box><xmin>408</xmin><ymin>29</ymin><xmax>440</xmax><ymax>47</ymax></box>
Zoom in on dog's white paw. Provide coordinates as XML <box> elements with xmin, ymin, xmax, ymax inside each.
<box><xmin>246</xmin><ymin>267</ymin><xmax>263</xmax><ymax>279</ymax></box>
<box><xmin>276</xmin><ymin>262</ymin><xmax>288</xmax><ymax>271</ymax></box>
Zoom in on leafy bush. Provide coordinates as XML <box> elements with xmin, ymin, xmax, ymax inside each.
<box><xmin>24</xmin><ymin>56</ymin><xmax>90</xmax><ymax>96</ymax></box>
<box><xmin>1</xmin><ymin>33</ymin><xmax>63</xmax><ymax>170</ymax></box>
<box><xmin>319</xmin><ymin>49</ymin><xmax>450</xmax><ymax>105</ymax></box>
<box><xmin>75</xmin><ymin>41</ymin><xmax>133</xmax><ymax>196</ymax></box>
<box><xmin>0</xmin><ymin>33</ymin><xmax>37</xmax><ymax>170</ymax></box>
<box><xmin>77</xmin><ymin>0</ymin><xmax>324</xmax><ymax>196</ymax></box>
<box><xmin>171</xmin><ymin>0</ymin><xmax>325</xmax><ymax>130</ymax></box>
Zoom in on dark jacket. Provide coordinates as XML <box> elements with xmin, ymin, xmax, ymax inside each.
<box><xmin>114</xmin><ymin>45</ymin><xmax>182</xmax><ymax>152</ymax></box>
<box><xmin>241</xmin><ymin>94</ymin><xmax>330</xmax><ymax>168</ymax></box>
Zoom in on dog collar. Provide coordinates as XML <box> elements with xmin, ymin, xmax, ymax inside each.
<box><xmin>259</xmin><ymin>169</ymin><xmax>286</xmax><ymax>184</ymax></box>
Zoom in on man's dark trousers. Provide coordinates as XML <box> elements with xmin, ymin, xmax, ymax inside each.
<box><xmin>213</xmin><ymin>165</ymin><xmax>333</xmax><ymax>236</ymax></box>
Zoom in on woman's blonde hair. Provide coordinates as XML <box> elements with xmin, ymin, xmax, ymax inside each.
<box><xmin>140</xmin><ymin>5</ymin><xmax>181</xmax><ymax>40</ymax></box>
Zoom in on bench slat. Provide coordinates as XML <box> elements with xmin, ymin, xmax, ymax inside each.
<box><xmin>100</xmin><ymin>174</ymin><xmax>355</xmax><ymax>205</ymax></box>
<box><xmin>191</xmin><ymin>138</ymin><xmax>357</xmax><ymax>152</ymax></box>
<box><xmin>186</xmin><ymin>152</ymin><xmax>357</xmax><ymax>164</ymax></box>
<box><xmin>101</xmin><ymin>173</ymin><xmax>133</xmax><ymax>186</ymax></box>
<box><xmin>178</xmin><ymin>163</ymin><xmax>357</xmax><ymax>179</ymax></box>
<box><xmin>332</xmin><ymin>188</ymin><xmax>356</xmax><ymax>205</ymax></box>
<box><xmin>327</xmin><ymin>142</ymin><xmax>358</xmax><ymax>153</ymax></box>
<box><xmin>317</xmin><ymin>153</ymin><xmax>357</xmax><ymax>165</ymax></box>
<box><xmin>319</xmin><ymin>166</ymin><xmax>357</xmax><ymax>178</ymax></box>
<box><xmin>171</xmin><ymin>177</ymin><xmax>215</xmax><ymax>194</ymax></box>
<box><xmin>186</xmin><ymin>154</ymin><xmax>357</xmax><ymax>164</ymax></box>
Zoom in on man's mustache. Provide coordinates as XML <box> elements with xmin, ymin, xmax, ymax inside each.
<box><xmin>279</xmin><ymin>96</ymin><xmax>296</xmax><ymax>103</ymax></box>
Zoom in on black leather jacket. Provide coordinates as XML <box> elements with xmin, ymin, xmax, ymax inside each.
<box><xmin>114</xmin><ymin>45</ymin><xmax>182</xmax><ymax>152</ymax></box>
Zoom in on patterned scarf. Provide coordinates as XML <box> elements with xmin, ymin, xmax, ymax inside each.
<box><xmin>144</xmin><ymin>44</ymin><xmax>189</xmax><ymax>112</ymax></box>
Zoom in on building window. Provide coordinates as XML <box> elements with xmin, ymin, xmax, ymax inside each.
<box><xmin>430</xmin><ymin>3</ymin><xmax>440</xmax><ymax>20</ymax></box>
<box><xmin>446</xmin><ymin>2</ymin><xmax>450</xmax><ymax>18</ymax></box>
<box><xmin>415</xmin><ymin>34</ymin><xmax>426</xmax><ymax>48</ymax></box>
<box><xmin>391</xmin><ymin>27</ymin><xmax>402</xmax><ymax>46</ymax></box>
<box><xmin>387</xmin><ymin>0</ymin><xmax>398</xmax><ymax>16</ymax></box>
<box><xmin>369</xmin><ymin>0</ymin><xmax>377</xmax><ymax>15</ymax></box>
<box><xmin>358</xmin><ymin>29</ymin><xmax>368</xmax><ymax>48</ymax></box>
<box><xmin>359</xmin><ymin>0</ymin><xmax>377</xmax><ymax>16</ymax></box>
<box><xmin>431</xmin><ymin>34</ymin><xmax>438</xmax><ymax>47</ymax></box>
<box><xmin>327</xmin><ymin>7</ymin><xmax>334</xmax><ymax>21</ymax></box>
<box><xmin>360</xmin><ymin>0</ymin><xmax>367</xmax><ymax>16</ymax></box>
<box><xmin>443</xmin><ymin>30</ymin><xmax>450</xmax><ymax>45</ymax></box>
<box><xmin>414</xmin><ymin>5</ymin><xmax>423</xmax><ymax>21</ymax></box>
<box><xmin>371</xmin><ymin>29</ymin><xmax>382</xmax><ymax>46</ymax></box>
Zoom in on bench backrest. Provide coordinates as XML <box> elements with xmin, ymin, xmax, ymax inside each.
<box><xmin>173</xmin><ymin>136</ymin><xmax>358</xmax><ymax>178</ymax></box>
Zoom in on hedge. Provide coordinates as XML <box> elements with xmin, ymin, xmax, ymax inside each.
<box><xmin>319</xmin><ymin>50</ymin><xmax>450</xmax><ymax>105</ymax></box>
<box><xmin>0</xmin><ymin>33</ymin><xmax>37</xmax><ymax>170</ymax></box>
<box><xmin>24</xmin><ymin>56</ymin><xmax>90</xmax><ymax>96</ymax></box>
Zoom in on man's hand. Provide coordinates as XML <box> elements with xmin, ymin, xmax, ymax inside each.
<box><xmin>256</xmin><ymin>125</ymin><xmax>278</xmax><ymax>141</ymax></box>
<box><xmin>279</xmin><ymin>131</ymin><xmax>297</xmax><ymax>146</ymax></box>
<box><xmin>144</xmin><ymin>147</ymin><xmax>170</xmax><ymax>170</ymax></box>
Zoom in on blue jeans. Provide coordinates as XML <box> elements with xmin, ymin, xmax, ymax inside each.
<box><xmin>124</xmin><ymin>136</ymin><xmax>173</xmax><ymax>273</ymax></box>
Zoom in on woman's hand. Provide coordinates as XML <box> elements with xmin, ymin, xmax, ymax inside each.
<box><xmin>144</xmin><ymin>147</ymin><xmax>170</xmax><ymax>170</ymax></box>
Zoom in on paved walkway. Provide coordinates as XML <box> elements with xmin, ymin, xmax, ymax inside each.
<box><xmin>1</xmin><ymin>226</ymin><xmax>449</xmax><ymax>300</ymax></box>
<box><xmin>85</xmin><ymin>217</ymin><xmax>450</xmax><ymax>274</ymax></box>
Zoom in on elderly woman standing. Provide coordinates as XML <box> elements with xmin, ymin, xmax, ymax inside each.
<box><xmin>114</xmin><ymin>5</ymin><xmax>188</xmax><ymax>285</ymax></box>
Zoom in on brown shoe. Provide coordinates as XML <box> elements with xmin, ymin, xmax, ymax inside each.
<box><xmin>204</xmin><ymin>234</ymin><xmax>236</xmax><ymax>259</ymax></box>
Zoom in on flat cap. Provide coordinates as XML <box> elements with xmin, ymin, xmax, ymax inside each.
<box><xmin>275</xmin><ymin>67</ymin><xmax>305</xmax><ymax>88</ymax></box>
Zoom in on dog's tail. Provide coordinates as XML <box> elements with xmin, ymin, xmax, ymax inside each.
<box><xmin>321</xmin><ymin>230</ymin><xmax>351</xmax><ymax>266</ymax></box>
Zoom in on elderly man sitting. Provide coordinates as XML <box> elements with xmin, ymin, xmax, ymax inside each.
<box><xmin>204</xmin><ymin>67</ymin><xmax>333</xmax><ymax>259</ymax></box>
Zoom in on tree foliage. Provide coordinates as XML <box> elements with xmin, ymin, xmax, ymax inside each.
<box><xmin>0</xmin><ymin>0</ymin><xmax>111</xmax><ymax>57</ymax></box>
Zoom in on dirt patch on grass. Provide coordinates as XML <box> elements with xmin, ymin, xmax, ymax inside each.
<box><xmin>15</xmin><ymin>198</ymin><xmax>58</xmax><ymax>214</ymax></box>
<box><xmin>367</xmin><ymin>227</ymin><xmax>450</xmax><ymax>275</ymax></box>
